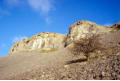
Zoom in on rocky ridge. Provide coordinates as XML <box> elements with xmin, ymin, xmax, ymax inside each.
<box><xmin>9</xmin><ymin>21</ymin><xmax>116</xmax><ymax>55</ymax></box>
<box><xmin>10</xmin><ymin>32</ymin><xmax>66</xmax><ymax>54</ymax></box>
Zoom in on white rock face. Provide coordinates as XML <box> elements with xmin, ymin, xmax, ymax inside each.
<box><xmin>9</xmin><ymin>21</ymin><xmax>115</xmax><ymax>55</ymax></box>
<box><xmin>65</xmin><ymin>21</ymin><xmax>112</xmax><ymax>46</ymax></box>
<box><xmin>9</xmin><ymin>32</ymin><xmax>66</xmax><ymax>54</ymax></box>
<box><xmin>32</xmin><ymin>37</ymin><xmax>44</xmax><ymax>49</ymax></box>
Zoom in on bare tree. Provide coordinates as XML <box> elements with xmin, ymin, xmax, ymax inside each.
<box><xmin>71</xmin><ymin>33</ymin><xmax>104</xmax><ymax>60</ymax></box>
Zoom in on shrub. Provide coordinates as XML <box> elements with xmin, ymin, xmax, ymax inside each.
<box><xmin>71</xmin><ymin>34</ymin><xmax>104</xmax><ymax>60</ymax></box>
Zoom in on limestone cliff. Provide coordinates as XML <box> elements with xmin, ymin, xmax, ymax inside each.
<box><xmin>9</xmin><ymin>32</ymin><xmax>66</xmax><ymax>54</ymax></box>
<box><xmin>9</xmin><ymin>21</ymin><xmax>119</xmax><ymax>55</ymax></box>
<box><xmin>65</xmin><ymin>21</ymin><xmax>112</xmax><ymax>46</ymax></box>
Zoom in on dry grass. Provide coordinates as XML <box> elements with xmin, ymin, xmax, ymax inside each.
<box><xmin>110</xmin><ymin>28</ymin><xmax>120</xmax><ymax>33</ymax></box>
<box><xmin>9</xmin><ymin>48</ymin><xmax>58</xmax><ymax>55</ymax></box>
<box><xmin>40</xmin><ymin>48</ymin><xmax>57</xmax><ymax>53</ymax></box>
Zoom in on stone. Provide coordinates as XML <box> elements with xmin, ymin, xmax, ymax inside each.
<box><xmin>112</xmin><ymin>23</ymin><xmax>120</xmax><ymax>28</ymax></box>
<box><xmin>9</xmin><ymin>32</ymin><xmax>66</xmax><ymax>55</ymax></box>
<box><xmin>65</xmin><ymin>21</ymin><xmax>112</xmax><ymax>46</ymax></box>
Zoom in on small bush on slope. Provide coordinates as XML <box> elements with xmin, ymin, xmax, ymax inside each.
<box><xmin>71</xmin><ymin>34</ymin><xmax>104</xmax><ymax>60</ymax></box>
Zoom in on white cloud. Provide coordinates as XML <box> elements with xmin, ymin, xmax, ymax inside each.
<box><xmin>1</xmin><ymin>0</ymin><xmax>56</xmax><ymax>24</ymax></box>
<box><xmin>5</xmin><ymin>0</ymin><xmax>23</xmax><ymax>6</ymax></box>
<box><xmin>12</xmin><ymin>36</ymin><xmax>28</xmax><ymax>43</ymax></box>
<box><xmin>28</xmin><ymin>0</ymin><xmax>55</xmax><ymax>14</ymax></box>
<box><xmin>4</xmin><ymin>0</ymin><xmax>55</xmax><ymax>14</ymax></box>
<box><xmin>103</xmin><ymin>23</ymin><xmax>113</xmax><ymax>27</ymax></box>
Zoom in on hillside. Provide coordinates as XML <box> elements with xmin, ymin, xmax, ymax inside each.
<box><xmin>0</xmin><ymin>21</ymin><xmax>120</xmax><ymax>80</ymax></box>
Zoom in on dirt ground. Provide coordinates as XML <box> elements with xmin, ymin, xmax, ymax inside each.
<box><xmin>0</xmin><ymin>48</ymin><xmax>72</xmax><ymax>79</ymax></box>
<box><xmin>0</xmin><ymin>47</ymin><xmax>120</xmax><ymax>80</ymax></box>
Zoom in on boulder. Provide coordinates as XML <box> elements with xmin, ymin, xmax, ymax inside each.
<box><xmin>9</xmin><ymin>32</ymin><xmax>66</xmax><ymax>55</ymax></box>
<box><xmin>65</xmin><ymin>21</ymin><xmax>112</xmax><ymax>46</ymax></box>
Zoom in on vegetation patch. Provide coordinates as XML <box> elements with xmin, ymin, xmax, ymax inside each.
<box><xmin>70</xmin><ymin>34</ymin><xmax>105</xmax><ymax>60</ymax></box>
<box><xmin>40</xmin><ymin>48</ymin><xmax>58</xmax><ymax>53</ymax></box>
<box><xmin>110</xmin><ymin>28</ymin><xmax>120</xmax><ymax>33</ymax></box>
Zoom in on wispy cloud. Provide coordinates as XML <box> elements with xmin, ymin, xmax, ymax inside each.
<box><xmin>28</xmin><ymin>0</ymin><xmax>55</xmax><ymax>24</ymax></box>
<box><xmin>5</xmin><ymin>0</ymin><xmax>23</xmax><ymax>6</ymax></box>
<box><xmin>103</xmin><ymin>23</ymin><xmax>113</xmax><ymax>27</ymax></box>
<box><xmin>4</xmin><ymin>0</ymin><xmax>55</xmax><ymax>14</ymax></box>
<box><xmin>0</xmin><ymin>0</ymin><xmax>19</xmax><ymax>17</ymax></box>
<box><xmin>1</xmin><ymin>0</ymin><xmax>56</xmax><ymax>24</ymax></box>
<box><xmin>28</xmin><ymin>0</ymin><xmax>55</xmax><ymax>14</ymax></box>
<box><xmin>12</xmin><ymin>36</ymin><xmax>28</xmax><ymax>43</ymax></box>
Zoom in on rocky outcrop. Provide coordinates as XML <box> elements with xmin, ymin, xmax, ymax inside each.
<box><xmin>65</xmin><ymin>21</ymin><xmax>112</xmax><ymax>46</ymax></box>
<box><xmin>9</xmin><ymin>32</ymin><xmax>66</xmax><ymax>54</ymax></box>
<box><xmin>9</xmin><ymin>21</ymin><xmax>120</xmax><ymax>55</ymax></box>
<box><xmin>112</xmin><ymin>23</ymin><xmax>120</xmax><ymax>28</ymax></box>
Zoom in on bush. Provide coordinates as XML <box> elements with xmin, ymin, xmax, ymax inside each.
<box><xmin>71</xmin><ymin>34</ymin><xmax>104</xmax><ymax>60</ymax></box>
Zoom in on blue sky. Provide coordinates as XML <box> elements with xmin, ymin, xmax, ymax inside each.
<box><xmin>0</xmin><ymin>0</ymin><xmax>120</xmax><ymax>57</ymax></box>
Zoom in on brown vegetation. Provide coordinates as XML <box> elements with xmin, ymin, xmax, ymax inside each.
<box><xmin>71</xmin><ymin>34</ymin><xmax>104</xmax><ymax>60</ymax></box>
<box><xmin>40</xmin><ymin>48</ymin><xmax>57</xmax><ymax>53</ymax></box>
